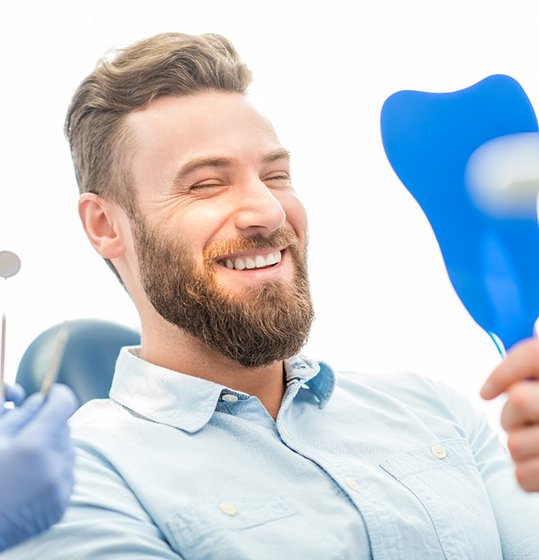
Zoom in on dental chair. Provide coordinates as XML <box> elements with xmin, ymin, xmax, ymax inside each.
<box><xmin>16</xmin><ymin>319</ymin><xmax>140</xmax><ymax>406</ymax></box>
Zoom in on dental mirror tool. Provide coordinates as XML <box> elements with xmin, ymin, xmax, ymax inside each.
<box><xmin>0</xmin><ymin>251</ymin><xmax>21</xmax><ymax>279</ymax></box>
<box><xmin>0</xmin><ymin>251</ymin><xmax>21</xmax><ymax>403</ymax></box>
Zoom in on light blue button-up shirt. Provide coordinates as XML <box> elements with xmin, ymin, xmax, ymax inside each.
<box><xmin>6</xmin><ymin>347</ymin><xmax>539</xmax><ymax>559</ymax></box>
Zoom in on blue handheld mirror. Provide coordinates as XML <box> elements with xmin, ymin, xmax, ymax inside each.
<box><xmin>381</xmin><ymin>75</ymin><xmax>539</xmax><ymax>352</ymax></box>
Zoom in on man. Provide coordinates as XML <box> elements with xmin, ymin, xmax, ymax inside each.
<box><xmin>6</xmin><ymin>32</ymin><xmax>539</xmax><ymax>558</ymax></box>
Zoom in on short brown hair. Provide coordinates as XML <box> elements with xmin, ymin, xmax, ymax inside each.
<box><xmin>65</xmin><ymin>33</ymin><xmax>252</xmax><ymax>282</ymax></box>
<box><xmin>66</xmin><ymin>32</ymin><xmax>252</xmax><ymax>213</ymax></box>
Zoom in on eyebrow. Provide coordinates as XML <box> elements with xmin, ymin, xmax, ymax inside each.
<box><xmin>172</xmin><ymin>148</ymin><xmax>291</xmax><ymax>187</ymax></box>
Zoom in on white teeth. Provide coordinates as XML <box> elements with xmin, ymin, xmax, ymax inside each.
<box><xmin>255</xmin><ymin>255</ymin><xmax>267</xmax><ymax>268</ymax></box>
<box><xmin>234</xmin><ymin>258</ymin><xmax>246</xmax><ymax>270</ymax></box>
<box><xmin>221</xmin><ymin>251</ymin><xmax>282</xmax><ymax>271</ymax></box>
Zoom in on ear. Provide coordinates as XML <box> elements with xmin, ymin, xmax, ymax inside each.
<box><xmin>78</xmin><ymin>193</ymin><xmax>128</xmax><ymax>259</ymax></box>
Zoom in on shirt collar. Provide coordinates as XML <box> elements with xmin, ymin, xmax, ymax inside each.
<box><xmin>284</xmin><ymin>355</ymin><xmax>335</xmax><ymax>407</ymax></box>
<box><xmin>109</xmin><ymin>347</ymin><xmax>336</xmax><ymax>433</ymax></box>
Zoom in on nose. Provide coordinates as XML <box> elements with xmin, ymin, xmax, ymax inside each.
<box><xmin>233</xmin><ymin>178</ymin><xmax>287</xmax><ymax>235</ymax></box>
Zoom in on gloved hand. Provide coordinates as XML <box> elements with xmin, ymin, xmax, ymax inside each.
<box><xmin>0</xmin><ymin>384</ymin><xmax>78</xmax><ymax>551</ymax></box>
<box><xmin>3</xmin><ymin>384</ymin><xmax>26</xmax><ymax>407</ymax></box>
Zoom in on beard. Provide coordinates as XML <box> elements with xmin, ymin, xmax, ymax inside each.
<box><xmin>132</xmin><ymin>217</ymin><xmax>314</xmax><ymax>368</ymax></box>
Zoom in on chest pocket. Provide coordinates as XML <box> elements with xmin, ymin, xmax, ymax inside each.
<box><xmin>380</xmin><ymin>437</ymin><xmax>502</xmax><ymax>560</ymax></box>
<box><xmin>163</xmin><ymin>495</ymin><xmax>345</xmax><ymax>560</ymax></box>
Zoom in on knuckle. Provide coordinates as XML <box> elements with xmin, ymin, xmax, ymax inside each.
<box><xmin>507</xmin><ymin>433</ymin><xmax>522</xmax><ymax>459</ymax></box>
<box><xmin>515</xmin><ymin>466</ymin><xmax>533</xmax><ymax>491</ymax></box>
<box><xmin>515</xmin><ymin>463</ymin><xmax>539</xmax><ymax>492</ymax></box>
<box><xmin>515</xmin><ymin>337</ymin><xmax>539</xmax><ymax>358</ymax></box>
<box><xmin>506</xmin><ymin>383</ymin><xmax>529</xmax><ymax>408</ymax></box>
<box><xmin>500</xmin><ymin>403</ymin><xmax>516</xmax><ymax>430</ymax></box>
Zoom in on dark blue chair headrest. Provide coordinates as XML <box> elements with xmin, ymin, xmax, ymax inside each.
<box><xmin>16</xmin><ymin>319</ymin><xmax>140</xmax><ymax>405</ymax></box>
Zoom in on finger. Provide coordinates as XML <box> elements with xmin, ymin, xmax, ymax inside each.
<box><xmin>507</xmin><ymin>425</ymin><xmax>539</xmax><ymax>461</ymax></box>
<box><xmin>515</xmin><ymin>457</ymin><xmax>539</xmax><ymax>492</ymax></box>
<box><xmin>4</xmin><ymin>384</ymin><xmax>25</xmax><ymax>405</ymax></box>
<box><xmin>500</xmin><ymin>381</ymin><xmax>539</xmax><ymax>430</ymax></box>
<box><xmin>0</xmin><ymin>392</ymin><xmax>45</xmax><ymax>436</ymax></box>
<box><xmin>481</xmin><ymin>338</ymin><xmax>539</xmax><ymax>400</ymax></box>
<box><xmin>21</xmin><ymin>384</ymin><xmax>78</xmax><ymax>439</ymax></box>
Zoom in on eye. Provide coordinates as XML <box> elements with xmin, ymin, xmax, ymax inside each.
<box><xmin>190</xmin><ymin>180</ymin><xmax>226</xmax><ymax>191</ymax></box>
<box><xmin>264</xmin><ymin>173</ymin><xmax>291</xmax><ymax>186</ymax></box>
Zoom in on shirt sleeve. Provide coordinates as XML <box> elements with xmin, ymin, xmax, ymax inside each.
<box><xmin>1</xmin><ymin>448</ymin><xmax>184</xmax><ymax>559</ymax></box>
<box><xmin>432</xmin><ymin>379</ymin><xmax>539</xmax><ymax>560</ymax></box>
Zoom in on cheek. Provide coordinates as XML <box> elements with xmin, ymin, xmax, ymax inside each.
<box><xmin>170</xmin><ymin>204</ymin><xmax>234</xmax><ymax>269</ymax></box>
<box><xmin>163</xmin><ymin>202</ymin><xmax>231</xmax><ymax>244</ymax></box>
<box><xmin>282</xmin><ymin>194</ymin><xmax>308</xmax><ymax>239</ymax></box>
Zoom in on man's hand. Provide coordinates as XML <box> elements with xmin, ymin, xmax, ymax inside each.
<box><xmin>0</xmin><ymin>384</ymin><xmax>78</xmax><ymax>551</ymax></box>
<box><xmin>481</xmin><ymin>338</ymin><xmax>539</xmax><ymax>491</ymax></box>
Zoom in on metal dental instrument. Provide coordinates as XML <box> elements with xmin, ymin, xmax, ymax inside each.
<box><xmin>41</xmin><ymin>321</ymin><xmax>70</xmax><ymax>396</ymax></box>
<box><xmin>0</xmin><ymin>252</ymin><xmax>21</xmax><ymax>280</ymax></box>
<box><xmin>0</xmin><ymin>251</ymin><xmax>21</xmax><ymax>403</ymax></box>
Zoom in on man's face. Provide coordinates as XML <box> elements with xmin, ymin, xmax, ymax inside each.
<box><xmin>125</xmin><ymin>91</ymin><xmax>313</xmax><ymax>367</ymax></box>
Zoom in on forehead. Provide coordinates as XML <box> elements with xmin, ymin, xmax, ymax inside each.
<box><xmin>126</xmin><ymin>91</ymin><xmax>283</xmax><ymax>170</ymax></box>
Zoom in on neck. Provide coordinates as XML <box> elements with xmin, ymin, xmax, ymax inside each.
<box><xmin>139</xmin><ymin>319</ymin><xmax>286</xmax><ymax>420</ymax></box>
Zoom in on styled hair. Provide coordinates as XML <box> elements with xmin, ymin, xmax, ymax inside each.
<box><xmin>66</xmin><ymin>32</ymin><xmax>252</xmax><ymax>212</ymax></box>
<box><xmin>65</xmin><ymin>32</ymin><xmax>252</xmax><ymax>281</ymax></box>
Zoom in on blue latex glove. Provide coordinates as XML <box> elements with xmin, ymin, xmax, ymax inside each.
<box><xmin>3</xmin><ymin>384</ymin><xmax>25</xmax><ymax>407</ymax></box>
<box><xmin>0</xmin><ymin>384</ymin><xmax>78</xmax><ymax>551</ymax></box>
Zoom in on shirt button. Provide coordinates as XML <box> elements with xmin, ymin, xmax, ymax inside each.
<box><xmin>219</xmin><ymin>502</ymin><xmax>237</xmax><ymax>516</ymax></box>
<box><xmin>345</xmin><ymin>478</ymin><xmax>360</xmax><ymax>492</ymax></box>
<box><xmin>431</xmin><ymin>444</ymin><xmax>447</xmax><ymax>460</ymax></box>
<box><xmin>222</xmin><ymin>393</ymin><xmax>238</xmax><ymax>403</ymax></box>
<box><xmin>280</xmin><ymin>426</ymin><xmax>291</xmax><ymax>438</ymax></box>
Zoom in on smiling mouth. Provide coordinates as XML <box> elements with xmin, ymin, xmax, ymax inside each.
<box><xmin>217</xmin><ymin>250</ymin><xmax>283</xmax><ymax>271</ymax></box>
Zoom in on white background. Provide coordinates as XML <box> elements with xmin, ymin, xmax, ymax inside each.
<box><xmin>2</xmin><ymin>0</ymin><xmax>536</xmax><ymax>427</ymax></box>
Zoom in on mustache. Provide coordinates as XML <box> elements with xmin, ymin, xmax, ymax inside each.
<box><xmin>203</xmin><ymin>228</ymin><xmax>298</xmax><ymax>262</ymax></box>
